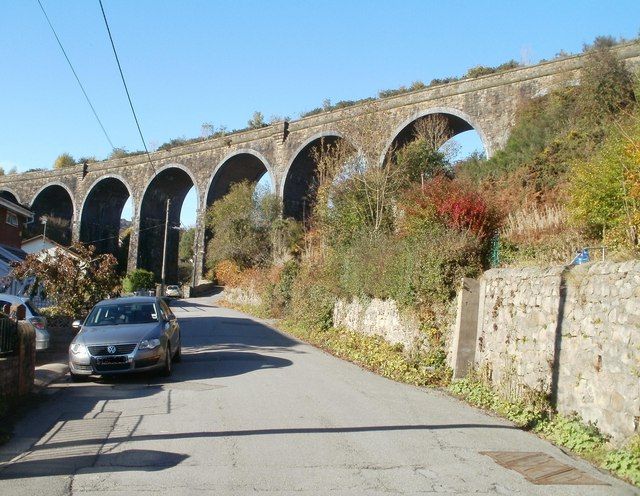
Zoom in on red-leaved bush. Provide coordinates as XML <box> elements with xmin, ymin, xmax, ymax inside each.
<box><xmin>402</xmin><ymin>176</ymin><xmax>500</xmax><ymax>239</ymax></box>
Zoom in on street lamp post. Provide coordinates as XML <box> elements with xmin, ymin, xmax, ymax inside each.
<box><xmin>41</xmin><ymin>216</ymin><xmax>48</xmax><ymax>250</ymax></box>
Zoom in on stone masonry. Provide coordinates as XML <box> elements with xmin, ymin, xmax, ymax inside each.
<box><xmin>474</xmin><ymin>261</ymin><xmax>640</xmax><ymax>442</ymax></box>
<box><xmin>333</xmin><ymin>298</ymin><xmax>420</xmax><ymax>351</ymax></box>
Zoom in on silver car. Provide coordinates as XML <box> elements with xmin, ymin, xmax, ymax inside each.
<box><xmin>68</xmin><ymin>296</ymin><xmax>181</xmax><ymax>381</ymax></box>
<box><xmin>165</xmin><ymin>285</ymin><xmax>181</xmax><ymax>298</ymax></box>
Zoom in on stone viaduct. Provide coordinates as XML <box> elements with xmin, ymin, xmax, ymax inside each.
<box><xmin>2</xmin><ymin>42</ymin><xmax>639</xmax><ymax>285</ymax></box>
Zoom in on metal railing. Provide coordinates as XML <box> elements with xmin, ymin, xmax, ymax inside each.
<box><xmin>0</xmin><ymin>314</ymin><xmax>18</xmax><ymax>356</ymax></box>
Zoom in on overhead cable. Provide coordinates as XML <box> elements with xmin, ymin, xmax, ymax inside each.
<box><xmin>98</xmin><ymin>0</ymin><xmax>156</xmax><ymax>174</ymax></box>
<box><xmin>36</xmin><ymin>0</ymin><xmax>116</xmax><ymax>150</ymax></box>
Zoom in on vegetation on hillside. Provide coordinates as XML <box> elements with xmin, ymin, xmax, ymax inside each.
<box><xmin>212</xmin><ymin>40</ymin><xmax>639</xmax><ymax>329</ymax></box>
<box><xmin>208</xmin><ymin>45</ymin><xmax>639</xmax><ymax>487</ymax></box>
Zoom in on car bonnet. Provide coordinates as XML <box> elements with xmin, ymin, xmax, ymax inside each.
<box><xmin>78</xmin><ymin>322</ymin><xmax>162</xmax><ymax>346</ymax></box>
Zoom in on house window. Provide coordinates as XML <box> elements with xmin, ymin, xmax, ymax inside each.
<box><xmin>6</xmin><ymin>212</ymin><xmax>18</xmax><ymax>227</ymax></box>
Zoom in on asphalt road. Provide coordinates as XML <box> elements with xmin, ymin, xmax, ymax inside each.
<box><xmin>0</xmin><ymin>295</ymin><xmax>636</xmax><ymax>495</ymax></box>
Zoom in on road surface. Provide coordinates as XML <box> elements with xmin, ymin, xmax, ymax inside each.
<box><xmin>0</xmin><ymin>295</ymin><xmax>636</xmax><ymax>495</ymax></box>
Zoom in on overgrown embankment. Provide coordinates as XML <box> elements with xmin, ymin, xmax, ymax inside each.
<box><xmin>209</xmin><ymin>41</ymin><xmax>640</xmax><ymax>486</ymax></box>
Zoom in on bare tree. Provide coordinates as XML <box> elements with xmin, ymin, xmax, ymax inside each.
<box><xmin>413</xmin><ymin>115</ymin><xmax>452</xmax><ymax>150</ymax></box>
<box><xmin>334</xmin><ymin>104</ymin><xmax>407</xmax><ymax>236</ymax></box>
<box><xmin>413</xmin><ymin>114</ymin><xmax>460</xmax><ymax>160</ymax></box>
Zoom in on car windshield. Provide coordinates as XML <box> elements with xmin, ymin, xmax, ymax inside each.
<box><xmin>85</xmin><ymin>302</ymin><xmax>159</xmax><ymax>326</ymax></box>
<box><xmin>24</xmin><ymin>301</ymin><xmax>41</xmax><ymax>316</ymax></box>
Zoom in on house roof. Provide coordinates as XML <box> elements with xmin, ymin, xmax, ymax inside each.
<box><xmin>0</xmin><ymin>197</ymin><xmax>33</xmax><ymax>220</ymax></box>
<box><xmin>21</xmin><ymin>234</ymin><xmax>66</xmax><ymax>249</ymax></box>
<box><xmin>0</xmin><ymin>243</ymin><xmax>27</xmax><ymax>278</ymax></box>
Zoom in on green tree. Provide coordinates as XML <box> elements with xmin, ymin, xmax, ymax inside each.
<box><xmin>206</xmin><ymin>182</ymin><xmax>268</xmax><ymax>269</ymax></box>
<box><xmin>396</xmin><ymin>139</ymin><xmax>449</xmax><ymax>183</ymax></box>
<box><xmin>569</xmin><ymin>112</ymin><xmax>640</xmax><ymax>249</ymax></box>
<box><xmin>122</xmin><ymin>268</ymin><xmax>156</xmax><ymax>293</ymax></box>
<box><xmin>205</xmin><ymin>183</ymin><xmax>301</xmax><ymax>270</ymax></box>
<box><xmin>53</xmin><ymin>153</ymin><xmax>76</xmax><ymax>169</ymax></box>
<box><xmin>178</xmin><ymin>227</ymin><xmax>195</xmax><ymax>261</ymax></box>
<box><xmin>11</xmin><ymin>243</ymin><xmax>120</xmax><ymax>317</ymax></box>
<box><xmin>580</xmin><ymin>43</ymin><xmax>635</xmax><ymax>122</ymax></box>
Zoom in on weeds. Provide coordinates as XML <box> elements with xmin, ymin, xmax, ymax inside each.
<box><xmin>449</xmin><ymin>373</ymin><xmax>640</xmax><ymax>486</ymax></box>
<box><xmin>282</xmin><ymin>322</ymin><xmax>452</xmax><ymax>387</ymax></box>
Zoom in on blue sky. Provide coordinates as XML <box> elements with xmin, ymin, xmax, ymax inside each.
<box><xmin>1</xmin><ymin>0</ymin><xmax>638</xmax><ymax>225</ymax></box>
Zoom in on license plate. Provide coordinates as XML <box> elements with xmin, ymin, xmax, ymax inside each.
<box><xmin>97</xmin><ymin>356</ymin><xmax>127</xmax><ymax>365</ymax></box>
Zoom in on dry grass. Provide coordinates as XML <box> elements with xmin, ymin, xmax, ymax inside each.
<box><xmin>501</xmin><ymin>205</ymin><xmax>567</xmax><ymax>242</ymax></box>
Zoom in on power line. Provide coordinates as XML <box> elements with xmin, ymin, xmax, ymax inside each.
<box><xmin>36</xmin><ymin>0</ymin><xmax>115</xmax><ymax>150</ymax></box>
<box><xmin>75</xmin><ymin>220</ymin><xmax>172</xmax><ymax>247</ymax></box>
<box><xmin>98</xmin><ymin>0</ymin><xmax>156</xmax><ymax>173</ymax></box>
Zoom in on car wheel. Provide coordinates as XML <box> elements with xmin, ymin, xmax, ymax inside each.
<box><xmin>173</xmin><ymin>336</ymin><xmax>182</xmax><ymax>363</ymax></box>
<box><xmin>161</xmin><ymin>344</ymin><xmax>172</xmax><ymax>377</ymax></box>
<box><xmin>70</xmin><ymin>372</ymin><xmax>88</xmax><ymax>383</ymax></box>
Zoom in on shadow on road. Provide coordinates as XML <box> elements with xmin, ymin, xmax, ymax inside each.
<box><xmin>0</xmin><ymin>449</ymin><xmax>188</xmax><ymax>479</ymax></box>
<box><xmin>169</xmin><ymin>298</ymin><xmax>219</xmax><ymax>310</ymax></box>
<box><xmin>15</xmin><ymin>422</ymin><xmax>519</xmax><ymax>458</ymax></box>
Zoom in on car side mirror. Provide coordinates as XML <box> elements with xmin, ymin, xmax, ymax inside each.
<box><xmin>72</xmin><ymin>320</ymin><xmax>82</xmax><ymax>331</ymax></box>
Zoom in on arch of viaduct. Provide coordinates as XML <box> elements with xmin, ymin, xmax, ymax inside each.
<box><xmin>2</xmin><ymin>43</ymin><xmax>639</xmax><ymax>285</ymax></box>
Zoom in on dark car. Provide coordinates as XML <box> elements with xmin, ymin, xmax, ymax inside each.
<box><xmin>68</xmin><ymin>296</ymin><xmax>181</xmax><ymax>381</ymax></box>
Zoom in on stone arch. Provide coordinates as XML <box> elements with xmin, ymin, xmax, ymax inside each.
<box><xmin>202</xmin><ymin>150</ymin><xmax>274</xmax><ymax>276</ymax></box>
<box><xmin>79</xmin><ymin>175</ymin><xmax>133</xmax><ymax>263</ymax></box>
<box><xmin>137</xmin><ymin>165</ymin><xmax>199</xmax><ymax>283</ymax></box>
<box><xmin>206</xmin><ymin>149</ymin><xmax>275</xmax><ymax>206</ymax></box>
<box><xmin>0</xmin><ymin>188</ymin><xmax>22</xmax><ymax>205</ymax></box>
<box><xmin>282</xmin><ymin>131</ymin><xmax>355</xmax><ymax>221</ymax></box>
<box><xmin>29</xmin><ymin>182</ymin><xmax>76</xmax><ymax>245</ymax></box>
<box><xmin>380</xmin><ymin>107</ymin><xmax>491</xmax><ymax>166</ymax></box>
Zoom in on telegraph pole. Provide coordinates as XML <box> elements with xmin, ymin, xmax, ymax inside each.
<box><xmin>160</xmin><ymin>198</ymin><xmax>171</xmax><ymax>296</ymax></box>
<box><xmin>191</xmin><ymin>220</ymin><xmax>199</xmax><ymax>289</ymax></box>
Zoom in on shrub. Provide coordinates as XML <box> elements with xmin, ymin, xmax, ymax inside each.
<box><xmin>569</xmin><ymin>111</ymin><xmax>640</xmax><ymax>251</ymax></box>
<box><xmin>282</xmin><ymin>324</ymin><xmax>451</xmax><ymax>387</ymax></box>
<box><xmin>206</xmin><ymin>182</ymin><xmax>302</xmax><ymax>270</ymax></box>
<box><xmin>402</xmin><ymin>177</ymin><xmax>500</xmax><ymax>240</ymax></box>
<box><xmin>122</xmin><ymin>268</ymin><xmax>155</xmax><ymax>293</ymax></box>
<box><xmin>214</xmin><ymin>259</ymin><xmax>243</xmax><ymax>287</ymax></box>
<box><xmin>206</xmin><ymin>182</ymin><xmax>267</xmax><ymax>270</ymax></box>
<box><xmin>269</xmin><ymin>260</ymin><xmax>299</xmax><ymax>317</ymax></box>
<box><xmin>11</xmin><ymin>243</ymin><xmax>120</xmax><ymax>318</ymax></box>
<box><xmin>539</xmin><ymin>415</ymin><xmax>607</xmax><ymax>454</ymax></box>
<box><xmin>579</xmin><ymin>44</ymin><xmax>635</xmax><ymax>122</ymax></box>
<box><xmin>395</xmin><ymin>138</ymin><xmax>450</xmax><ymax>183</ymax></box>
<box><xmin>287</xmin><ymin>260</ymin><xmax>336</xmax><ymax>331</ymax></box>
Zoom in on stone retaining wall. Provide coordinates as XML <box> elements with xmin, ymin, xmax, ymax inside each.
<box><xmin>473</xmin><ymin>261</ymin><xmax>640</xmax><ymax>442</ymax></box>
<box><xmin>333</xmin><ymin>298</ymin><xmax>420</xmax><ymax>351</ymax></box>
<box><xmin>223</xmin><ymin>287</ymin><xmax>263</xmax><ymax>308</ymax></box>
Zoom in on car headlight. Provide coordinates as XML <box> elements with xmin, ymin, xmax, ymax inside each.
<box><xmin>139</xmin><ymin>338</ymin><xmax>161</xmax><ymax>350</ymax></box>
<box><xmin>70</xmin><ymin>342</ymin><xmax>87</xmax><ymax>355</ymax></box>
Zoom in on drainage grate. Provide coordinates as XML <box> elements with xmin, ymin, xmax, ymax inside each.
<box><xmin>481</xmin><ymin>451</ymin><xmax>608</xmax><ymax>485</ymax></box>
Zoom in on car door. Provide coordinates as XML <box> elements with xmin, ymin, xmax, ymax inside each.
<box><xmin>159</xmin><ymin>300</ymin><xmax>178</xmax><ymax>349</ymax></box>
